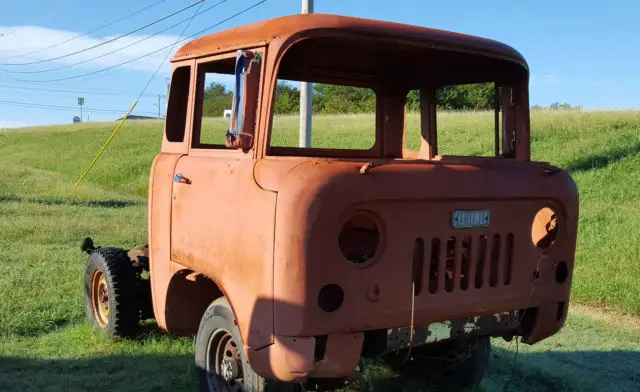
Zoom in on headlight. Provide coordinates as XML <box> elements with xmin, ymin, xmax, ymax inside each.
<box><xmin>531</xmin><ymin>207</ymin><xmax>558</xmax><ymax>249</ymax></box>
<box><xmin>338</xmin><ymin>211</ymin><xmax>381</xmax><ymax>265</ymax></box>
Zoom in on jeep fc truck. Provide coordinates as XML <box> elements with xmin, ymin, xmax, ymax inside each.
<box><xmin>82</xmin><ymin>13</ymin><xmax>579</xmax><ymax>392</ymax></box>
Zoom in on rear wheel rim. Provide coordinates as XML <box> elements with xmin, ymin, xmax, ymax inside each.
<box><xmin>206</xmin><ymin>329</ymin><xmax>243</xmax><ymax>391</ymax></box>
<box><xmin>91</xmin><ymin>270</ymin><xmax>109</xmax><ymax>328</ymax></box>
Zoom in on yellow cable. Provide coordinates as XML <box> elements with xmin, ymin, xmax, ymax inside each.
<box><xmin>73</xmin><ymin>100</ymin><xmax>138</xmax><ymax>188</ymax></box>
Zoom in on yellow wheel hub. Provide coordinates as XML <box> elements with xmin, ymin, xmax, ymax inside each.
<box><xmin>91</xmin><ymin>270</ymin><xmax>110</xmax><ymax>328</ymax></box>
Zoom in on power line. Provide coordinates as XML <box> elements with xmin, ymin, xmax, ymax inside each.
<box><xmin>0</xmin><ymin>0</ymin><xmax>203</xmax><ymax>66</ymax></box>
<box><xmin>0</xmin><ymin>0</ymin><xmax>167</xmax><ymax>61</ymax></box>
<box><xmin>0</xmin><ymin>99</ymin><xmax>160</xmax><ymax>116</ymax></box>
<box><xmin>136</xmin><ymin>0</ymin><xmax>207</xmax><ymax>100</ymax></box>
<box><xmin>1</xmin><ymin>0</ymin><xmax>229</xmax><ymax>75</ymax></box>
<box><xmin>0</xmin><ymin>84</ymin><xmax>158</xmax><ymax>97</ymax></box>
<box><xmin>4</xmin><ymin>0</ymin><xmax>268</xmax><ymax>84</ymax></box>
<box><xmin>72</xmin><ymin>0</ymin><xmax>208</xmax><ymax>187</ymax></box>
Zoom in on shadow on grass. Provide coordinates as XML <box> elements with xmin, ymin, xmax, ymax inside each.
<box><xmin>485</xmin><ymin>346</ymin><xmax>640</xmax><ymax>392</ymax></box>
<box><xmin>564</xmin><ymin>142</ymin><xmax>640</xmax><ymax>174</ymax></box>
<box><xmin>0</xmin><ymin>195</ymin><xmax>145</xmax><ymax>208</ymax></box>
<box><xmin>0</xmin><ymin>354</ymin><xmax>195</xmax><ymax>392</ymax></box>
<box><xmin>2</xmin><ymin>347</ymin><xmax>638</xmax><ymax>392</ymax></box>
<box><xmin>2</xmin><ymin>316</ymin><xmax>80</xmax><ymax>338</ymax></box>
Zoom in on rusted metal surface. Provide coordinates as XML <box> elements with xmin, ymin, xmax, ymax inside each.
<box><xmin>146</xmin><ymin>13</ymin><xmax>579</xmax><ymax>382</ymax></box>
<box><xmin>90</xmin><ymin>270</ymin><xmax>109</xmax><ymax>328</ymax></box>
<box><xmin>383</xmin><ymin>311</ymin><xmax>520</xmax><ymax>355</ymax></box>
<box><xmin>172</xmin><ymin>14</ymin><xmax>527</xmax><ymax>69</ymax></box>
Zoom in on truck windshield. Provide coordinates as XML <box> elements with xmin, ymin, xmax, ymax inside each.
<box><xmin>266</xmin><ymin>35</ymin><xmax>525</xmax><ymax>159</ymax></box>
<box><xmin>268</xmin><ymin>79</ymin><xmax>377</xmax><ymax>153</ymax></box>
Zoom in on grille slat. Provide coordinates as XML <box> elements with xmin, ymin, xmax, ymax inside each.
<box><xmin>461</xmin><ymin>236</ymin><xmax>473</xmax><ymax>291</ymax></box>
<box><xmin>445</xmin><ymin>237</ymin><xmax>456</xmax><ymax>292</ymax></box>
<box><xmin>482</xmin><ymin>235</ymin><xmax>493</xmax><ymax>288</ymax></box>
<box><xmin>453</xmin><ymin>237</ymin><xmax>463</xmax><ymax>291</ymax></box>
<box><xmin>504</xmin><ymin>233</ymin><xmax>514</xmax><ymax>285</ymax></box>
<box><xmin>489</xmin><ymin>234</ymin><xmax>501</xmax><ymax>287</ymax></box>
<box><xmin>474</xmin><ymin>235</ymin><xmax>488</xmax><ymax>289</ymax></box>
<box><xmin>428</xmin><ymin>238</ymin><xmax>440</xmax><ymax>294</ymax></box>
<box><xmin>438</xmin><ymin>237</ymin><xmax>447</xmax><ymax>292</ymax></box>
<box><xmin>427</xmin><ymin>233</ymin><xmax>514</xmax><ymax>294</ymax></box>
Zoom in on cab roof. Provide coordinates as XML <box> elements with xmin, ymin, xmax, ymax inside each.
<box><xmin>172</xmin><ymin>13</ymin><xmax>527</xmax><ymax>69</ymax></box>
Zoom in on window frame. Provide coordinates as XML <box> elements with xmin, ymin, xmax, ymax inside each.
<box><xmin>267</xmin><ymin>78</ymin><xmax>380</xmax><ymax>156</ymax></box>
<box><xmin>161</xmin><ymin>62</ymin><xmax>194</xmax><ymax>154</ymax></box>
<box><xmin>264</xmin><ymin>41</ymin><xmax>384</xmax><ymax>159</ymax></box>
<box><xmin>189</xmin><ymin>47</ymin><xmax>266</xmax><ymax>157</ymax></box>
<box><xmin>402</xmin><ymin>81</ymin><xmax>519</xmax><ymax>160</ymax></box>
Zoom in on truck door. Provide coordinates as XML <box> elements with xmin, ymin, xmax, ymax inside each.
<box><xmin>169</xmin><ymin>50</ymin><xmax>276</xmax><ymax>349</ymax></box>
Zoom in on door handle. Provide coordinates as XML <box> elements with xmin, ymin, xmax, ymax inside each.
<box><xmin>173</xmin><ymin>174</ymin><xmax>191</xmax><ymax>184</ymax></box>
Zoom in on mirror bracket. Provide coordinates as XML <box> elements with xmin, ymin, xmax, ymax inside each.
<box><xmin>227</xmin><ymin>50</ymin><xmax>261</xmax><ymax>152</ymax></box>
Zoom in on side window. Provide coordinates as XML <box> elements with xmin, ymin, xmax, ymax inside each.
<box><xmin>165</xmin><ymin>66</ymin><xmax>190</xmax><ymax>143</ymax></box>
<box><xmin>191</xmin><ymin>58</ymin><xmax>236</xmax><ymax>148</ymax></box>
<box><xmin>405</xmin><ymin>82</ymin><xmax>499</xmax><ymax>157</ymax></box>
<box><xmin>269</xmin><ymin>79</ymin><xmax>376</xmax><ymax>151</ymax></box>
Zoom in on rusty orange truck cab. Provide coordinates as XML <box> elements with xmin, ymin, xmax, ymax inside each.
<box><xmin>83</xmin><ymin>13</ymin><xmax>578</xmax><ymax>392</ymax></box>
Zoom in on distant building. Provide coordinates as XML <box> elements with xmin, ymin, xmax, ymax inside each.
<box><xmin>116</xmin><ymin>115</ymin><xmax>162</xmax><ymax>121</ymax></box>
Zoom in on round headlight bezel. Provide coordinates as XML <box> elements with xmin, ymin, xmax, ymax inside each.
<box><xmin>531</xmin><ymin>206</ymin><xmax>559</xmax><ymax>250</ymax></box>
<box><xmin>337</xmin><ymin>209</ymin><xmax>384</xmax><ymax>268</ymax></box>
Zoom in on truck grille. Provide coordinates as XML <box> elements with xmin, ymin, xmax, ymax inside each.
<box><xmin>425</xmin><ymin>233</ymin><xmax>514</xmax><ymax>294</ymax></box>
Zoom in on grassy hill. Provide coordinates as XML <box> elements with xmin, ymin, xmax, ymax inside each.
<box><xmin>0</xmin><ymin>110</ymin><xmax>639</xmax><ymax>391</ymax></box>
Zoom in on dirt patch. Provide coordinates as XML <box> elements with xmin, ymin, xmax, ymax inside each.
<box><xmin>570</xmin><ymin>302</ymin><xmax>640</xmax><ymax>331</ymax></box>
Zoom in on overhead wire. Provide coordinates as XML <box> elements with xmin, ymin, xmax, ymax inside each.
<box><xmin>0</xmin><ymin>0</ymin><xmax>229</xmax><ymax>74</ymax></box>
<box><xmin>0</xmin><ymin>0</ymin><xmax>167</xmax><ymax>61</ymax></box>
<box><xmin>0</xmin><ymin>99</ymin><xmax>160</xmax><ymax>116</ymax></box>
<box><xmin>0</xmin><ymin>0</ymin><xmax>203</xmax><ymax>66</ymax></box>
<box><xmin>2</xmin><ymin>0</ymin><xmax>268</xmax><ymax>84</ymax></box>
<box><xmin>73</xmin><ymin>0</ymin><xmax>210</xmax><ymax>187</ymax></box>
<box><xmin>0</xmin><ymin>84</ymin><xmax>157</xmax><ymax>97</ymax></box>
<box><xmin>136</xmin><ymin>0</ymin><xmax>207</xmax><ymax>100</ymax></box>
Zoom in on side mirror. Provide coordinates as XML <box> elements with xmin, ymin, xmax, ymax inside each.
<box><xmin>226</xmin><ymin>50</ymin><xmax>261</xmax><ymax>152</ymax></box>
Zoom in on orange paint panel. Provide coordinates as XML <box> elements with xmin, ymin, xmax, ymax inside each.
<box><xmin>145</xmin><ymin>13</ymin><xmax>580</xmax><ymax>382</ymax></box>
<box><xmin>170</xmin><ymin>154</ymin><xmax>277</xmax><ymax>349</ymax></box>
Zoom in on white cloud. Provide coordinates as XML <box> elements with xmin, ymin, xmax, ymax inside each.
<box><xmin>530</xmin><ymin>74</ymin><xmax>565</xmax><ymax>86</ymax></box>
<box><xmin>0</xmin><ymin>25</ymin><xmax>183</xmax><ymax>76</ymax></box>
<box><xmin>0</xmin><ymin>120</ymin><xmax>26</xmax><ymax>129</ymax></box>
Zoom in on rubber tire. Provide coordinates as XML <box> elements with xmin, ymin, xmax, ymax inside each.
<box><xmin>195</xmin><ymin>298</ymin><xmax>302</xmax><ymax>392</ymax></box>
<box><xmin>83</xmin><ymin>247</ymin><xmax>140</xmax><ymax>338</ymax></box>
<box><xmin>384</xmin><ymin>336</ymin><xmax>491</xmax><ymax>391</ymax></box>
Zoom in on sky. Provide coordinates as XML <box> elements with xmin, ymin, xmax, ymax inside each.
<box><xmin>0</xmin><ymin>0</ymin><xmax>638</xmax><ymax>128</ymax></box>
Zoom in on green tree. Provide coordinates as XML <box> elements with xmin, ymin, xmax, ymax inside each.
<box><xmin>273</xmin><ymin>82</ymin><xmax>300</xmax><ymax>114</ymax></box>
<box><xmin>313</xmin><ymin>84</ymin><xmax>376</xmax><ymax>114</ymax></box>
<box><xmin>407</xmin><ymin>83</ymin><xmax>496</xmax><ymax>111</ymax></box>
<box><xmin>202</xmin><ymin>81</ymin><xmax>232</xmax><ymax>117</ymax></box>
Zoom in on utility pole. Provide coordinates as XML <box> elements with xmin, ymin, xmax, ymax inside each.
<box><xmin>299</xmin><ymin>0</ymin><xmax>313</xmax><ymax>147</ymax></box>
<box><xmin>157</xmin><ymin>94</ymin><xmax>166</xmax><ymax>119</ymax></box>
<box><xmin>78</xmin><ymin>97</ymin><xmax>84</xmax><ymax>122</ymax></box>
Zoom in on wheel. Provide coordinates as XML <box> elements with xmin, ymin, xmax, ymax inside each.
<box><xmin>83</xmin><ymin>247</ymin><xmax>140</xmax><ymax>337</ymax></box>
<box><xmin>382</xmin><ymin>336</ymin><xmax>490</xmax><ymax>391</ymax></box>
<box><xmin>195</xmin><ymin>297</ymin><xmax>303</xmax><ymax>392</ymax></box>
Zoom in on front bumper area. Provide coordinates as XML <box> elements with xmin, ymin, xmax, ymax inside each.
<box><xmin>247</xmin><ymin>333</ymin><xmax>364</xmax><ymax>382</ymax></box>
<box><xmin>247</xmin><ymin>299</ymin><xmax>567</xmax><ymax>382</ymax></box>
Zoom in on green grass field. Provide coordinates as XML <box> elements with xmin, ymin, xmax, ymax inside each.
<box><xmin>1</xmin><ymin>110</ymin><xmax>639</xmax><ymax>391</ymax></box>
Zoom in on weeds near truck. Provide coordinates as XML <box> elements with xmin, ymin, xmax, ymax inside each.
<box><xmin>0</xmin><ymin>110</ymin><xmax>639</xmax><ymax>391</ymax></box>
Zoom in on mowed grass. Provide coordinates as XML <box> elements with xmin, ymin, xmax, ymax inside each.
<box><xmin>0</xmin><ymin>110</ymin><xmax>639</xmax><ymax>391</ymax></box>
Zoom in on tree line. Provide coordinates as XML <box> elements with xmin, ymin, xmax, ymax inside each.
<box><xmin>202</xmin><ymin>80</ymin><xmax>577</xmax><ymax>116</ymax></box>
